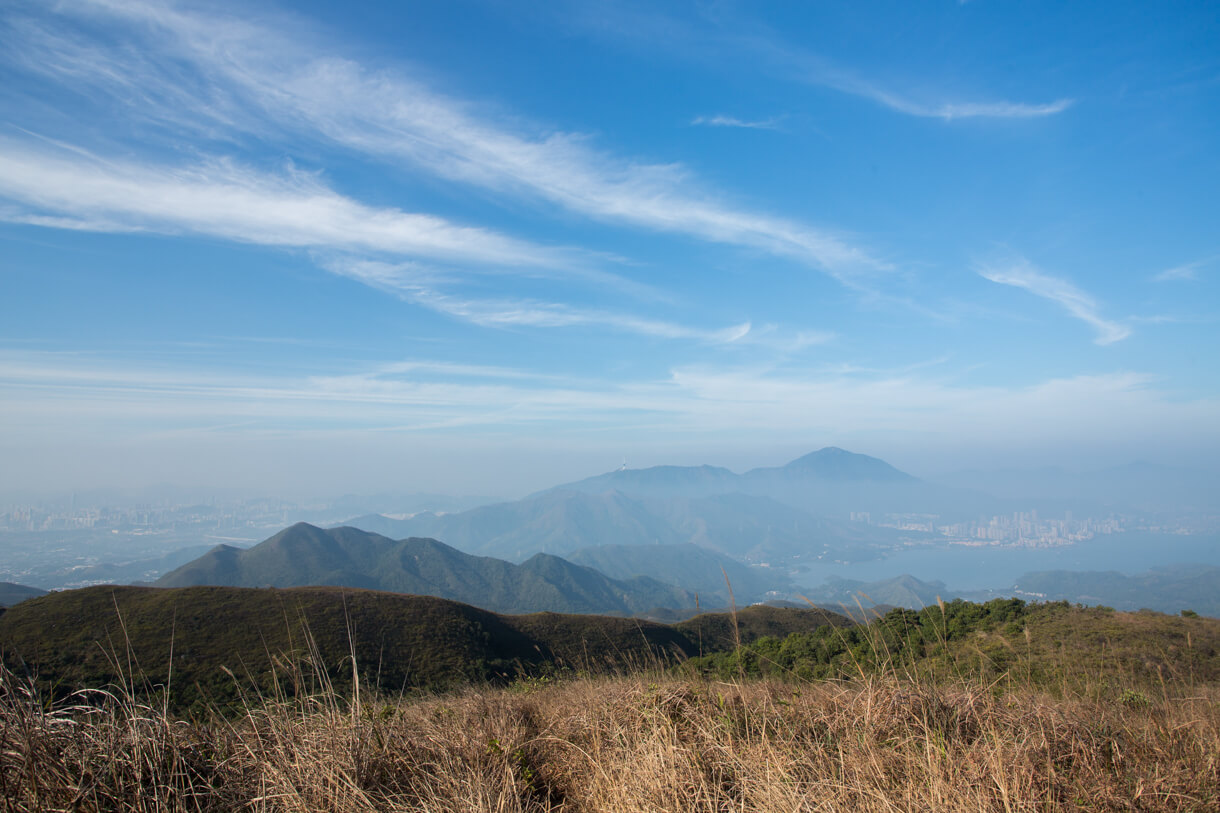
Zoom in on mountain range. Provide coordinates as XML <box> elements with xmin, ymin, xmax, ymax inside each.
<box><xmin>343</xmin><ymin>489</ymin><xmax>906</xmax><ymax>566</ymax></box>
<box><xmin>155</xmin><ymin>523</ymin><xmax>696</xmax><ymax>615</ymax></box>
<box><xmin>339</xmin><ymin>448</ymin><xmax>934</xmax><ymax>567</ymax></box>
<box><xmin>546</xmin><ymin>447</ymin><xmax>996</xmax><ymax>518</ymax></box>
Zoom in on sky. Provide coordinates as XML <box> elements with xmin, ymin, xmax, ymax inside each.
<box><xmin>1</xmin><ymin>0</ymin><xmax>1218</xmax><ymax>498</ymax></box>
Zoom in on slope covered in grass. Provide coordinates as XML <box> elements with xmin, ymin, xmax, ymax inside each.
<box><xmin>2</xmin><ymin>669</ymin><xmax>1216</xmax><ymax>811</ymax></box>
<box><xmin>4</xmin><ymin>590</ymin><xmax>1220</xmax><ymax>810</ymax></box>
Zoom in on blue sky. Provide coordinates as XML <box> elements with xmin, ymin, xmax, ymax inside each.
<box><xmin>1</xmin><ymin>0</ymin><xmax>1217</xmax><ymax>496</ymax></box>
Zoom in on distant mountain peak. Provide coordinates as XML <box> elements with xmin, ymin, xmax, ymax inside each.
<box><xmin>776</xmin><ymin>447</ymin><xmax>915</xmax><ymax>481</ymax></box>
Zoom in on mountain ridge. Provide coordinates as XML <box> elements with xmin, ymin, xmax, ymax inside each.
<box><xmin>155</xmin><ymin>522</ymin><xmax>695</xmax><ymax>615</ymax></box>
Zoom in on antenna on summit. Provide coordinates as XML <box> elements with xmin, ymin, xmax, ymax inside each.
<box><xmin>618</xmin><ymin>457</ymin><xmax>627</xmax><ymax>472</ymax></box>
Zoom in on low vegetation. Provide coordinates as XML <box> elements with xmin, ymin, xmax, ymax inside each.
<box><xmin>2</xmin><ymin>593</ymin><xmax>1218</xmax><ymax>810</ymax></box>
<box><xmin>687</xmin><ymin>598</ymin><xmax>1220</xmax><ymax>693</ymax></box>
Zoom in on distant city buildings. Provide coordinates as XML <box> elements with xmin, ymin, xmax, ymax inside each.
<box><xmin>857</xmin><ymin>510</ymin><xmax>1125</xmax><ymax>547</ymax></box>
<box><xmin>0</xmin><ymin>499</ymin><xmax>310</xmax><ymax>534</ymax></box>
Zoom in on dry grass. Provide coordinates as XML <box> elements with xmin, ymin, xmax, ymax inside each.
<box><xmin>2</xmin><ymin>663</ymin><xmax>1218</xmax><ymax>812</ymax></box>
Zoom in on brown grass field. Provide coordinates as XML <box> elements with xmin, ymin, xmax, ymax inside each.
<box><xmin>2</xmin><ymin>658</ymin><xmax>1218</xmax><ymax>812</ymax></box>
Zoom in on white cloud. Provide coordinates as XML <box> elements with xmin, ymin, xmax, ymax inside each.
<box><xmin>752</xmin><ymin>25</ymin><xmax>1075</xmax><ymax>121</ymax></box>
<box><xmin>1152</xmin><ymin>257</ymin><xmax>1212</xmax><ymax>282</ymax></box>
<box><xmin>8</xmin><ymin>0</ymin><xmax>883</xmax><ymax>284</ymax></box>
<box><xmin>0</xmin><ymin>141</ymin><xmax>759</xmax><ymax>343</ymax></box>
<box><xmin>864</xmin><ymin>93</ymin><xmax>1074</xmax><ymax>121</ymax></box>
<box><xmin>691</xmin><ymin>114</ymin><xmax>783</xmax><ymax>130</ymax></box>
<box><xmin>0</xmin><ymin>140</ymin><xmax>573</xmax><ymax>270</ymax></box>
<box><xmin>562</xmin><ymin>4</ymin><xmax>1073</xmax><ymax>122</ymax></box>
<box><xmin>769</xmin><ymin>47</ymin><xmax>1074</xmax><ymax>121</ymax></box>
<box><xmin>320</xmin><ymin>258</ymin><xmax>751</xmax><ymax>342</ymax></box>
<box><xmin>978</xmin><ymin>260</ymin><xmax>1130</xmax><ymax>345</ymax></box>
<box><xmin>3</xmin><ymin>140</ymin><xmax>764</xmax><ymax>343</ymax></box>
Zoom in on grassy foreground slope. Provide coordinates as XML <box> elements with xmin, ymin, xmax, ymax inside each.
<box><xmin>2</xmin><ymin>593</ymin><xmax>1219</xmax><ymax>810</ymax></box>
<box><xmin>2</xmin><ymin>668</ymin><xmax>1217</xmax><ymax>810</ymax></box>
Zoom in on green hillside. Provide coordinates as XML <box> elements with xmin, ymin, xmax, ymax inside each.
<box><xmin>0</xmin><ymin>586</ymin><xmax>670</xmax><ymax>712</ymax></box>
<box><xmin>5</xmin><ymin>583</ymin><xmax>1217</xmax><ymax>724</ymax></box>
<box><xmin>155</xmin><ymin>522</ymin><xmax>694</xmax><ymax>615</ymax></box>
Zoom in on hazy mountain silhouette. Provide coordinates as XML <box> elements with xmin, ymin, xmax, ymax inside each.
<box><xmin>1008</xmin><ymin>565</ymin><xmax>1220</xmax><ymax>616</ymax></box>
<box><xmin>341</xmin><ymin>487</ymin><xmax>909</xmax><ymax>565</ymax></box>
<box><xmin>536</xmin><ymin>464</ymin><xmax>740</xmax><ymax>500</ymax></box>
<box><xmin>565</xmin><ymin>542</ymin><xmax>788</xmax><ymax>604</ymax></box>
<box><xmin>0</xmin><ymin>582</ymin><xmax>47</xmax><ymax>607</ymax></box>
<box><xmin>803</xmin><ymin>574</ymin><xmax>952</xmax><ymax>610</ymax></box>
<box><xmin>546</xmin><ymin>447</ymin><xmax>998</xmax><ymax>519</ymax></box>
<box><xmin>752</xmin><ymin>447</ymin><xmax>915</xmax><ymax>482</ymax></box>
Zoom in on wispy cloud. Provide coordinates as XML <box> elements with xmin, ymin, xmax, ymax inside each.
<box><xmin>853</xmin><ymin>91</ymin><xmax>1073</xmax><ymax>121</ymax></box>
<box><xmin>1</xmin><ymin>139</ymin><xmax>762</xmax><ymax>343</ymax></box>
<box><xmin>978</xmin><ymin>260</ymin><xmax>1131</xmax><ymax>345</ymax></box>
<box><xmin>563</xmin><ymin>4</ymin><xmax>1072</xmax><ymax>122</ymax></box>
<box><xmin>6</xmin><ymin>0</ymin><xmax>882</xmax><ymax>284</ymax></box>
<box><xmin>1152</xmin><ymin>256</ymin><xmax>1213</xmax><ymax>282</ymax></box>
<box><xmin>691</xmin><ymin>114</ymin><xmax>783</xmax><ymax>130</ymax></box>
<box><xmin>0</xmin><ymin>139</ymin><xmax>573</xmax><ymax>270</ymax></box>
<box><xmin>321</xmin><ymin>258</ymin><xmax>752</xmax><ymax>343</ymax></box>
<box><xmin>2</xmin><ymin>351</ymin><xmax>1215</xmax><ymax>465</ymax></box>
<box><xmin>765</xmin><ymin>39</ymin><xmax>1073</xmax><ymax>121</ymax></box>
